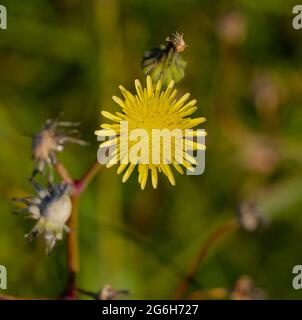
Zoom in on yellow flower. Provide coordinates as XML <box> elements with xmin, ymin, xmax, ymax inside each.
<box><xmin>95</xmin><ymin>76</ymin><xmax>206</xmax><ymax>190</ymax></box>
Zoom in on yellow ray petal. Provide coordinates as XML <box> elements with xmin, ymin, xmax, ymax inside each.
<box><xmin>117</xmin><ymin>163</ymin><xmax>128</xmax><ymax>175</ymax></box>
<box><xmin>99</xmin><ymin>137</ymin><xmax>118</xmax><ymax>148</ymax></box>
<box><xmin>162</xmin><ymin>80</ymin><xmax>175</xmax><ymax>100</ymax></box>
<box><xmin>101</xmin><ymin>111</ymin><xmax>123</xmax><ymax>123</ymax></box>
<box><xmin>160</xmin><ymin>164</ymin><xmax>175</xmax><ymax>186</ymax></box>
<box><xmin>155</xmin><ymin>79</ymin><xmax>162</xmax><ymax>99</ymax></box>
<box><xmin>122</xmin><ymin>164</ymin><xmax>136</xmax><ymax>183</ymax></box>
<box><xmin>112</xmin><ymin>96</ymin><xmax>126</xmax><ymax>109</ymax></box>
<box><xmin>95</xmin><ymin>129</ymin><xmax>117</xmax><ymax>137</ymax></box>
<box><xmin>171</xmin><ymin>93</ymin><xmax>190</xmax><ymax>111</ymax></box>
<box><xmin>173</xmin><ymin>163</ymin><xmax>184</xmax><ymax>175</ymax></box>
<box><xmin>151</xmin><ymin>166</ymin><xmax>158</xmax><ymax>189</ymax></box>
<box><xmin>187</xmin><ymin>117</ymin><xmax>206</xmax><ymax>128</ymax></box>
<box><xmin>146</xmin><ymin>76</ymin><xmax>153</xmax><ymax>97</ymax></box>
<box><xmin>135</xmin><ymin>79</ymin><xmax>144</xmax><ymax>101</ymax></box>
<box><xmin>140</xmin><ymin>165</ymin><xmax>149</xmax><ymax>190</ymax></box>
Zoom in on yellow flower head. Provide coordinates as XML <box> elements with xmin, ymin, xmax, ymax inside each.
<box><xmin>95</xmin><ymin>76</ymin><xmax>206</xmax><ymax>190</ymax></box>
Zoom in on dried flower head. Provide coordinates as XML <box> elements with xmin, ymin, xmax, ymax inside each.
<box><xmin>166</xmin><ymin>31</ymin><xmax>187</xmax><ymax>53</ymax></box>
<box><xmin>95</xmin><ymin>76</ymin><xmax>206</xmax><ymax>190</ymax></box>
<box><xmin>13</xmin><ymin>181</ymin><xmax>72</xmax><ymax>254</ymax></box>
<box><xmin>31</xmin><ymin>119</ymin><xmax>87</xmax><ymax>179</ymax></box>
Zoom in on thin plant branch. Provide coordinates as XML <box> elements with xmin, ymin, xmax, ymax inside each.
<box><xmin>54</xmin><ymin>162</ymin><xmax>74</xmax><ymax>185</ymax></box>
<box><xmin>64</xmin><ymin>195</ymin><xmax>80</xmax><ymax>298</ymax></box>
<box><xmin>174</xmin><ymin>218</ymin><xmax>239</xmax><ymax>299</ymax></box>
<box><xmin>75</xmin><ymin>160</ymin><xmax>101</xmax><ymax>194</ymax></box>
<box><xmin>54</xmin><ymin>159</ymin><xmax>101</xmax><ymax>299</ymax></box>
<box><xmin>0</xmin><ymin>294</ymin><xmax>51</xmax><ymax>300</ymax></box>
<box><xmin>187</xmin><ymin>288</ymin><xmax>230</xmax><ymax>300</ymax></box>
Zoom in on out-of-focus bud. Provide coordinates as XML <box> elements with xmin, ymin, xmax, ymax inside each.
<box><xmin>250</xmin><ymin>73</ymin><xmax>288</xmax><ymax>132</ymax></box>
<box><xmin>251</xmin><ymin>74</ymin><xmax>280</xmax><ymax>112</ymax></box>
<box><xmin>216</xmin><ymin>11</ymin><xmax>247</xmax><ymax>46</ymax></box>
<box><xmin>31</xmin><ymin>119</ymin><xmax>87</xmax><ymax>180</ymax></box>
<box><xmin>241</xmin><ymin>136</ymin><xmax>280</xmax><ymax>174</ymax></box>
<box><xmin>238</xmin><ymin>202</ymin><xmax>269</xmax><ymax>232</ymax></box>
<box><xmin>13</xmin><ymin>181</ymin><xmax>72</xmax><ymax>254</ymax></box>
<box><xmin>231</xmin><ymin>276</ymin><xmax>267</xmax><ymax>300</ymax></box>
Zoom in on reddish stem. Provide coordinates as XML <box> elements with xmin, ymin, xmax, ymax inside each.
<box><xmin>55</xmin><ymin>160</ymin><xmax>101</xmax><ymax>299</ymax></box>
<box><xmin>54</xmin><ymin>162</ymin><xmax>74</xmax><ymax>185</ymax></box>
<box><xmin>75</xmin><ymin>160</ymin><xmax>101</xmax><ymax>195</ymax></box>
<box><xmin>174</xmin><ymin>218</ymin><xmax>239</xmax><ymax>299</ymax></box>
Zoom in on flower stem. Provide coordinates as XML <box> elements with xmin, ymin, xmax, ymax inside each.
<box><xmin>0</xmin><ymin>294</ymin><xmax>50</xmax><ymax>300</ymax></box>
<box><xmin>65</xmin><ymin>195</ymin><xmax>80</xmax><ymax>298</ymax></box>
<box><xmin>75</xmin><ymin>160</ymin><xmax>101</xmax><ymax>194</ymax></box>
<box><xmin>187</xmin><ymin>288</ymin><xmax>229</xmax><ymax>300</ymax></box>
<box><xmin>54</xmin><ymin>159</ymin><xmax>101</xmax><ymax>299</ymax></box>
<box><xmin>174</xmin><ymin>218</ymin><xmax>239</xmax><ymax>299</ymax></box>
<box><xmin>54</xmin><ymin>162</ymin><xmax>74</xmax><ymax>185</ymax></box>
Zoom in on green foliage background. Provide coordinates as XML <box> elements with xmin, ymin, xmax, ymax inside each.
<box><xmin>0</xmin><ymin>0</ymin><xmax>302</xmax><ymax>299</ymax></box>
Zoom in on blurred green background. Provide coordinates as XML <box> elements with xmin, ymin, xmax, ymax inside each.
<box><xmin>1</xmin><ymin>0</ymin><xmax>302</xmax><ymax>299</ymax></box>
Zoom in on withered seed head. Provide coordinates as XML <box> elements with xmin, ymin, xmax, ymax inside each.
<box><xmin>166</xmin><ymin>31</ymin><xmax>187</xmax><ymax>53</ymax></box>
<box><xmin>31</xmin><ymin>119</ymin><xmax>87</xmax><ymax>180</ymax></box>
<box><xmin>13</xmin><ymin>180</ymin><xmax>72</xmax><ymax>254</ymax></box>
